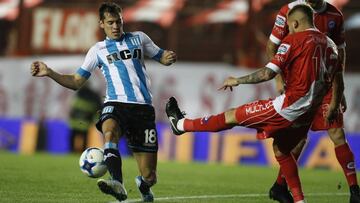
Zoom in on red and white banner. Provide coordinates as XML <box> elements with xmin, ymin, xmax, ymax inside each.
<box><xmin>251</xmin><ymin>0</ymin><xmax>273</xmax><ymax>12</ymax></box>
<box><xmin>186</xmin><ymin>0</ymin><xmax>249</xmax><ymax>26</ymax></box>
<box><xmin>123</xmin><ymin>0</ymin><xmax>185</xmax><ymax>27</ymax></box>
<box><xmin>1</xmin><ymin>56</ymin><xmax>360</xmax><ymax>132</ymax></box>
<box><xmin>186</xmin><ymin>0</ymin><xmax>273</xmax><ymax>26</ymax></box>
<box><xmin>0</xmin><ymin>0</ymin><xmax>42</xmax><ymax>20</ymax></box>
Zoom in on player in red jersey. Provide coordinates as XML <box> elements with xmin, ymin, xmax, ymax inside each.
<box><xmin>266</xmin><ymin>1</ymin><xmax>359</xmax><ymax>203</ymax></box>
<box><xmin>166</xmin><ymin>5</ymin><xmax>339</xmax><ymax>203</ymax></box>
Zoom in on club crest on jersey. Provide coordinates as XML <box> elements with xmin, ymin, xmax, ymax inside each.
<box><xmin>328</xmin><ymin>20</ymin><xmax>336</xmax><ymax>29</ymax></box>
<box><xmin>106</xmin><ymin>48</ymin><xmax>142</xmax><ymax>64</ymax></box>
<box><xmin>129</xmin><ymin>36</ymin><xmax>141</xmax><ymax>46</ymax></box>
<box><xmin>275</xmin><ymin>15</ymin><xmax>286</xmax><ymax>28</ymax></box>
<box><xmin>277</xmin><ymin>43</ymin><xmax>290</xmax><ymax>55</ymax></box>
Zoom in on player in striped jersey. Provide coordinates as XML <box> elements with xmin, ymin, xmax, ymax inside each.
<box><xmin>266</xmin><ymin>1</ymin><xmax>359</xmax><ymax>202</ymax></box>
<box><xmin>30</xmin><ymin>2</ymin><xmax>176</xmax><ymax>202</ymax></box>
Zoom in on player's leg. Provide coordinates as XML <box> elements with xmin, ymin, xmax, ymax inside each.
<box><xmin>166</xmin><ymin>97</ymin><xmax>289</xmax><ymax>139</ymax></box>
<box><xmin>165</xmin><ymin>97</ymin><xmax>235</xmax><ymax>135</ymax></box>
<box><xmin>272</xmin><ymin>128</ymin><xmax>308</xmax><ymax>203</ymax></box>
<box><xmin>328</xmin><ymin>128</ymin><xmax>360</xmax><ymax>203</ymax></box>
<box><xmin>126</xmin><ymin>103</ymin><xmax>158</xmax><ymax>202</ymax></box>
<box><xmin>95</xmin><ymin>103</ymin><xmax>127</xmax><ymax>201</ymax></box>
<box><xmin>96</xmin><ymin>118</ymin><xmax>127</xmax><ymax>201</ymax></box>
<box><xmin>101</xmin><ymin>118</ymin><xmax>123</xmax><ymax>182</ymax></box>
<box><xmin>312</xmin><ymin>103</ymin><xmax>360</xmax><ymax>202</ymax></box>
<box><xmin>270</xmin><ymin>138</ymin><xmax>306</xmax><ymax>203</ymax></box>
<box><xmin>133</xmin><ymin>152</ymin><xmax>157</xmax><ymax>202</ymax></box>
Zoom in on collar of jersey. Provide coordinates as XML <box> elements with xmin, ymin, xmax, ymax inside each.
<box><xmin>106</xmin><ymin>32</ymin><xmax>126</xmax><ymax>42</ymax></box>
<box><xmin>306</xmin><ymin>28</ymin><xmax>319</xmax><ymax>32</ymax></box>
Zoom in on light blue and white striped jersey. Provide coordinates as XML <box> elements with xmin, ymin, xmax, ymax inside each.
<box><xmin>76</xmin><ymin>31</ymin><xmax>164</xmax><ymax>105</ymax></box>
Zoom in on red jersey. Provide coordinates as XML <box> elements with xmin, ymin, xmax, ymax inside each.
<box><xmin>266</xmin><ymin>29</ymin><xmax>339</xmax><ymax>123</ymax></box>
<box><xmin>269</xmin><ymin>0</ymin><xmax>345</xmax><ymax>105</ymax></box>
<box><xmin>270</xmin><ymin>0</ymin><xmax>345</xmax><ymax>49</ymax></box>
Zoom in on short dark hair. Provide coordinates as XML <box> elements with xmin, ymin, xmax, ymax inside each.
<box><xmin>288</xmin><ymin>4</ymin><xmax>314</xmax><ymax>24</ymax></box>
<box><xmin>99</xmin><ymin>2</ymin><xmax>122</xmax><ymax>21</ymax></box>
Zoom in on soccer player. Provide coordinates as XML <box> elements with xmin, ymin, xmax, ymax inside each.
<box><xmin>30</xmin><ymin>2</ymin><xmax>177</xmax><ymax>202</ymax></box>
<box><xmin>266</xmin><ymin>1</ymin><xmax>360</xmax><ymax>202</ymax></box>
<box><xmin>166</xmin><ymin>4</ymin><xmax>339</xmax><ymax>203</ymax></box>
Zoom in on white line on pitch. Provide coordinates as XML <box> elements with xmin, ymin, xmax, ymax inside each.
<box><xmin>110</xmin><ymin>192</ymin><xmax>349</xmax><ymax>203</ymax></box>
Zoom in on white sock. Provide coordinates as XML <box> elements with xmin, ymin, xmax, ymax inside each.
<box><xmin>295</xmin><ymin>200</ymin><xmax>306</xmax><ymax>203</ymax></box>
<box><xmin>177</xmin><ymin>118</ymin><xmax>185</xmax><ymax>131</ymax></box>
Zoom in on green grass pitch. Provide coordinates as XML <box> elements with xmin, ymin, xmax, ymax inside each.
<box><xmin>0</xmin><ymin>151</ymin><xmax>352</xmax><ymax>202</ymax></box>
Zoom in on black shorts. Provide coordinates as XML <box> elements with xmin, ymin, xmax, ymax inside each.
<box><xmin>96</xmin><ymin>102</ymin><xmax>158</xmax><ymax>153</ymax></box>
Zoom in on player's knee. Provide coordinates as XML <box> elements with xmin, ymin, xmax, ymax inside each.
<box><xmin>291</xmin><ymin>138</ymin><xmax>307</xmax><ymax>155</ymax></box>
<box><xmin>273</xmin><ymin>143</ymin><xmax>286</xmax><ymax>157</ymax></box>
<box><xmin>103</xmin><ymin>130</ymin><xmax>119</xmax><ymax>142</ymax></box>
<box><xmin>224</xmin><ymin>109</ymin><xmax>237</xmax><ymax>124</ymax></box>
<box><xmin>328</xmin><ymin>128</ymin><xmax>346</xmax><ymax>146</ymax></box>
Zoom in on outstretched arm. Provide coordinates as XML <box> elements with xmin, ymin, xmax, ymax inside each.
<box><xmin>31</xmin><ymin>61</ymin><xmax>87</xmax><ymax>90</ymax></box>
<box><xmin>219</xmin><ymin>67</ymin><xmax>277</xmax><ymax>91</ymax></box>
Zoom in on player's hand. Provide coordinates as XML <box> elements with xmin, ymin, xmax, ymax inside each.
<box><xmin>218</xmin><ymin>76</ymin><xmax>239</xmax><ymax>91</ymax></box>
<box><xmin>341</xmin><ymin>96</ymin><xmax>347</xmax><ymax>113</ymax></box>
<box><xmin>160</xmin><ymin>50</ymin><xmax>177</xmax><ymax>66</ymax></box>
<box><xmin>30</xmin><ymin>61</ymin><xmax>50</xmax><ymax>77</ymax></box>
<box><xmin>325</xmin><ymin>105</ymin><xmax>338</xmax><ymax>125</ymax></box>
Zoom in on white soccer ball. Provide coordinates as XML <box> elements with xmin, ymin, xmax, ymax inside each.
<box><xmin>79</xmin><ymin>147</ymin><xmax>107</xmax><ymax>178</ymax></box>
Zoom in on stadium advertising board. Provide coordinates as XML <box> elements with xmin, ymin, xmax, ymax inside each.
<box><xmin>19</xmin><ymin>7</ymin><xmax>99</xmax><ymax>54</ymax></box>
<box><xmin>1</xmin><ymin>119</ymin><xmax>359</xmax><ymax>171</ymax></box>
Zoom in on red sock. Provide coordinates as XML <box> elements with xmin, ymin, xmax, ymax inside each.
<box><xmin>276</xmin><ymin>170</ymin><xmax>286</xmax><ymax>186</ymax></box>
<box><xmin>335</xmin><ymin>143</ymin><xmax>358</xmax><ymax>186</ymax></box>
<box><xmin>276</xmin><ymin>154</ymin><xmax>304</xmax><ymax>202</ymax></box>
<box><xmin>183</xmin><ymin>113</ymin><xmax>233</xmax><ymax>132</ymax></box>
<box><xmin>276</xmin><ymin>151</ymin><xmax>302</xmax><ymax>185</ymax></box>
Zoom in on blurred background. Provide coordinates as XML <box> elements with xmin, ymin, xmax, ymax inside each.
<box><xmin>0</xmin><ymin>0</ymin><xmax>360</xmax><ymax>170</ymax></box>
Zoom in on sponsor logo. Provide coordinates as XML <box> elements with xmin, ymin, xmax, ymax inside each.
<box><xmin>106</xmin><ymin>48</ymin><xmax>142</xmax><ymax>64</ymax></box>
<box><xmin>103</xmin><ymin>153</ymin><xmax>118</xmax><ymax>161</ymax></box>
<box><xmin>276</xmin><ymin>43</ymin><xmax>290</xmax><ymax>55</ymax></box>
<box><xmin>245</xmin><ymin>101</ymin><xmax>273</xmax><ymax>115</ymax></box>
<box><xmin>201</xmin><ymin>116</ymin><xmax>211</xmax><ymax>124</ymax></box>
<box><xmin>328</xmin><ymin>20</ymin><xmax>336</xmax><ymax>29</ymax></box>
<box><xmin>274</xmin><ymin>26</ymin><xmax>285</xmax><ymax>36</ymax></box>
<box><xmin>347</xmin><ymin>162</ymin><xmax>355</xmax><ymax>170</ymax></box>
<box><xmin>102</xmin><ymin>106</ymin><xmax>114</xmax><ymax>114</ymax></box>
<box><xmin>169</xmin><ymin>116</ymin><xmax>180</xmax><ymax>133</ymax></box>
<box><xmin>275</xmin><ymin>15</ymin><xmax>286</xmax><ymax>28</ymax></box>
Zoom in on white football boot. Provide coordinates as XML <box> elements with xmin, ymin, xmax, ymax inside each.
<box><xmin>97</xmin><ymin>179</ymin><xmax>127</xmax><ymax>201</ymax></box>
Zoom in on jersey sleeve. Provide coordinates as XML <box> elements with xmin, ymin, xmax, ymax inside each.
<box><xmin>328</xmin><ymin>38</ymin><xmax>341</xmax><ymax>73</ymax></box>
<box><xmin>334</xmin><ymin>14</ymin><xmax>346</xmax><ymax>49</ymax></box>
<box><xmin>139</xmin><ymin>31</ymin><xmax>164</xmax><ymax>62</ymax></box>
<box><xmin>269</xmin><ymin>6</ymin><xmax>290</xmax><ymax>45</ymax></box>
<box><xmin>266</xmin><ymin>37</ymin><xmax>292</xmax><ymax>73</ymax></box>
<box><xmin>77</xmin><ymin>45</ymin><xmax>99</xmax><ymax>79</ymax></box>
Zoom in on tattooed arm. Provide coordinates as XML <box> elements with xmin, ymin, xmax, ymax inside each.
<box><xmin>219</xmin><ymin>67</ymin><xmax>277</xmax><ymax>91</ymax></box>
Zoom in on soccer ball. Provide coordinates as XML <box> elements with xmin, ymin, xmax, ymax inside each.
<box><xmin>79</xmin><ymin>147</ymin><xmax>107</xmax><ymax>178</ymax></box>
